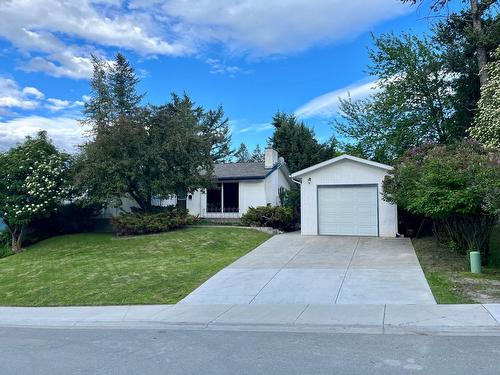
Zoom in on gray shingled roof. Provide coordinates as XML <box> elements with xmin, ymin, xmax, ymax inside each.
<box><xmin>214</xmin><ymin>162</ymin><xmax>272</xmax><ymax>180</ymax></box>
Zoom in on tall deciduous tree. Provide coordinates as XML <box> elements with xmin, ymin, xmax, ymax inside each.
<box><xmin>335</xmin><ymin>33</ymin><xmax>464</xmax><ymax>163</ymax></box>
<box><xmin>0</xmin><ymin>132</ymin><xmax>70</xmax><ymax>252</ymax></box>
<box><xmin>270</xmin><ymin>112</ymin><xmax>334</xmax><ymax>172</ymax></box>
<box><xmin>401</xmin><ymin>0</ymin><xmax>498</xmax><ymax>85</ymax></box>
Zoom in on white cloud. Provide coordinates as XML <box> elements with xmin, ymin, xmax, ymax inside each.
<box><xmin>157</xmin><ymin>0</ymin><xmax>412</xmax><ymax>56</ymax></box>
<box><xmin>45</xmin><ymin>98</ymin><xmax>83</xmax><ymax>112</ymax></box>
<box><xmin>0</xmin><ymin>0</ymin><xmax>412</xmax><ymax>78</ymax></box>
<box><xmin>237</xmin><ymin>122</ymin><xmax>273</xmax><ymax>133</ymax></box>
<box><xmin>22</xmin><ymin>87</ymin><xmax>44</xmax><ymax>99</ymax></box>
<box><xmin>0</xmin><ymin>0</ymin><xmax>189</xmax><ymax>79</ymax></box>
<box><xmin>0</xmin><ymin>77</ymin><xmax>43</xmax><ymax>110</ymax></box>
<box><xmin>0</xmin><ymin>115</ymin><xmax>87</xmax><ymax>152</ymax></box>
<box><xmin>206</xmin><ymin>58</ymin><xmax>242</xmax><ymax>77</ymax></box>
<box><xmin>295</xmin><ymin>78</ymin><xmax>380</xmax><ymax>119</ymax></box>
<box><xmin>0</xmin><ymin>77</ymin><xmax>84</xmax><ymax>116</ymax></box>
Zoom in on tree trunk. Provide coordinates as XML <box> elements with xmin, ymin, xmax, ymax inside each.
<box><xmin>128</xmin><ymin>190</ymin><xmax>149</xmax><ymax>212</ymax></box>
<box><xmin>10</xmin><ymin>225</ymin><xmax>24</xmax><ymax>253</ymax></box>
<box><xmin>470</xmin><ymin>0</ymin><xmax>489</xmax><ymax>86</ymax></box>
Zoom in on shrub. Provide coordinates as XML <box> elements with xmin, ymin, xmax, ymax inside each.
<box><xmin>279</xmin><ymin>188</ymin><xmax>301</xmax><ymax>223</ymax></box>
<box><xmin>23</xmin><ymin>203</ymin><xmax>101</xmax><ymax>246</ymax></box>
<box><xmin>383</xmin><ymin>141</ymin><xmax>500</xmax><ymax>260</ymax></box>
<box><xmin>111</xmin><ymin>206</ymin><xmax>199</xmax><ymax>236</ymax></box>
<box><xmin>0</xmin><ymin>229</ymin><xmax>11</xmax><ymax>257</ymax></box>
<box><xmin>241</xmin><ymin>205</ymin><xmax>295</xmax><ymax>232</ymax></box>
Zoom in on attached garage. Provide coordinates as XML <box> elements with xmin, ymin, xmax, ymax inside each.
<box><xmin>291</xmin><ymin>155</ymin><xmax>397</xmax><ymax>237</ymax></box>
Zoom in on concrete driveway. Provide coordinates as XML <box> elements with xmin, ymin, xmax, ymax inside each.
<box><xmin>180</xmin><ymin>232</ymin><xmax>436</xmax><ymax>305</ymax></box>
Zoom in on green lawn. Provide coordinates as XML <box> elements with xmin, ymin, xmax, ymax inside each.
<box><xmin>0</xmin><ymin>227</ymin><xmax>271</xmax><ymax>306</ymax></box>
<box><xmin>413</xmin><ymin>236</ymin><xmax>500</xmax><ymax>304</ymax></box>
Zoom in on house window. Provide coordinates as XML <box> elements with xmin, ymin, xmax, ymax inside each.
<box><xmin>223</xmin><ymin>182</ymin><xmax>239</xmax><ymax>212</ymax></box>
<box><xmin>207</xmin><ymin>184</ymin><xmax>222</xmax><ymax>212</ymax></box>
<box><xmin>206</xmin><ymin>182</ymin><xmax>239</xmax><ymax>213</ymax></box>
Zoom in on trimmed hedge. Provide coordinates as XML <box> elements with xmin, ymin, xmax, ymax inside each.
<box><xmin>241</xmin><ymin>205</ymin><xmax>295</xmax><ymax>232</ymax></box>
<box><xmin>111</xmin><ymin>207</ymin><xmax>199</xmax><ymax>236</ymax></box>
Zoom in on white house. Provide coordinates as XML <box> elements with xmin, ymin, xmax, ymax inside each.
<box><xmin>102</xmin><ymin>147</ymin><xmax>293</xmax><ymax>219</ymax></box>
<box><xmin>186</xmin><ymin>147</ymin><xmax>292</xmax><ymax>218</ymax></box>
<box><xmin>290</xmin><ymin>154</ymin><xmax>397</xmax><ymax>237</ymax></box>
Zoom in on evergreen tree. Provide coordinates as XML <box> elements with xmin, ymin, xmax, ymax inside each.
<box><xmin>75</xmin><ymin>94</ymin><xmax>214</xmax><ymax>212</ymax></box>
<box><xmin>234</xmin><ymin>143</ymin><xmax>251</xmax><ymax>162</ymax></box>
<box><xmin>250</xmin><ymin>144</ymin><xmax>264</xmax><ymax>162</ymax></box>
<box><xmin>270</xmin><ymin>112</ymin><xmax>333</xmax><ymax>172</ymax></box>
<box><xmin>109</xmin><ymin>53</ymin><xmax>144</xmax><ymax>118</ymax></box>
<box><xmin>82</xmin><ymin>54</ymin><xmax>113</xmax><ymax>133</ymax></box>
<box><xmin>201</xmin><ymin>105</ymin><xmax>232</xmax><ymax>163</ymax></box>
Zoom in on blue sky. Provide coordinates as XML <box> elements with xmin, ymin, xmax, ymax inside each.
<box><xmin>0</xmin><ymin>0</ymin><xmax>436</xmax><ymax>152</ymax></box>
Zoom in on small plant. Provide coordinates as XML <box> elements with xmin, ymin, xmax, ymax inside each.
<box><xmin>241</xmin><ymin>205</ymin><xmax>295</xmax><ymax>232</ymax></box>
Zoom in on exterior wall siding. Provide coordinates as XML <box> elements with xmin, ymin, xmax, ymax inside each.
<box><xmin>299</xmin><ymin>159</ymin><xmax>397</xmax><ymax>237</ymax></box>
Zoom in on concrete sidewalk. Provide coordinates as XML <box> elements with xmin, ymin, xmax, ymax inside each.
<box><xmin>1</xmin><ymin>304</ymin><xmax>499</xmax><ymax>335</ymax></box>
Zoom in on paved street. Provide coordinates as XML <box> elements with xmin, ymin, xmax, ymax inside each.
<box><xmin>180</xmin><ymin>233</ymin><xmax>435</xmax><ymax>304</ymax></box>
<box><xmin>1</xmin><ymin>326</ymin><xmax>500</xmax><ymax>375</ymax></box>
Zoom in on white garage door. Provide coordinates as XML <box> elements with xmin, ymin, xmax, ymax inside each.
<box><xmin>318</xmin><ymin>185</ymin><xmax>378</xmax><ymax>236</ymax></box>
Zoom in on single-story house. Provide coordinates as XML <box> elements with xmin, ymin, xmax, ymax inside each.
<box><xmin>102</xmin><ymin>147</ymin><xmax>293</xmax><ymax>219</ymax></box>
<box><xmin>186</xmin><ymin>147</ymin><xmax>292</xmax><ymax>218</ymax></box>
<box><xmin>290</xmin><ymin>154</ymin><xmax>397</xmax><ymax>237</ymax></box>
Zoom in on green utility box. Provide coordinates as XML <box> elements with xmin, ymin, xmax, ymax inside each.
<box><xmin>470</xmin><ymin>251</ymin><xmax>481</xmax><ymax>274</ymax></box>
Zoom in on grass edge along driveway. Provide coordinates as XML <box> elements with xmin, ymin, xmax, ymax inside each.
<box><xmin>0</xmin><ymin>227</ymin><xmax>271</xmax><ymax>307</ymax></box>
<box><xmin>412</xmin><ymin>236</ymin><xmax>500</xmax><ymax>304</ymax></box>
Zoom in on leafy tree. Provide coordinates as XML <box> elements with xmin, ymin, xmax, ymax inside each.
<box><xmin>250</xmin><ymin>144</ymin><xmax>264</xmax><ymax>162</ymax></box>
<box><xmin>79</xmin><ymin>54</ymin><xmax>230</xmax><ymax>210</ymax></box>
<box><xmin>471</xmin><ymin>46</ymin><xmax>500</xmax><ymax>147</ymax></box>
<box><xmin>75</xmin><ymin>94</ymin><xmax>215</xmax><ymax>212</ymax></box>
<box><xmin>401</xmin><ymin>0</ymin><xmax>498</xmax><ymax>86</ymax></box>
<box><xmin>0</xmin><ymin>132</ymin><xmax>70</xmax><ymax>252</ymax></box>
<box><xmin>335</xmin><ymin>33</ymin><xmax>464</xmax><ymax>163</ymax></box>
<box><xmin>270</xmin><ymin>112</ymin><xmax>334</xmax><ymax>172</ymax></box>
<box><xmin>433</xmin><ymin>10</ymin><xmax>499</xmax><ymax>129</ymax></box>
<box><xmin>383</xmin><ymin>141</ymin><xmax>500</xmax><ymax>259</ymax></box>
<box><xmin>234</xmin><ymin>143</ymin><xmax>251</xmax><ymax>162</ymax></box>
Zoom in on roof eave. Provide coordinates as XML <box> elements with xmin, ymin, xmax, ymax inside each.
<box><xmin>290</xmin><ymin>154</ymin><xmax>393</xmax><ymax>178</ymax></box>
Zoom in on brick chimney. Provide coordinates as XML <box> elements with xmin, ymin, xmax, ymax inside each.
<box><xmin>264</xmin><ymin>146</ymin><xmax>278</xmax><ymax>169</ymax></box>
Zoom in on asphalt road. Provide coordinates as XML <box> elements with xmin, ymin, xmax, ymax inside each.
<box><xmin>1</xmin><ymin>327</ymin><xmax>499</xmax><ymax>375</ymax></box>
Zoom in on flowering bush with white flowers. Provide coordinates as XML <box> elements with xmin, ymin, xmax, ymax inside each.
<box><xmin>0</xmin><ymin>132</ymin><xmax>70</xmax><ymax>253</ymax></box>
<box><xmin>470</xmin><ymin>46</ymin><xmax>500</xmax><ymax>148</ymax></box>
